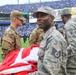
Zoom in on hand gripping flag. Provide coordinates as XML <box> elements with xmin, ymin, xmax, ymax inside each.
<box><xmin>0</xmin><ymin>44</ymin><xmax>39</xmax><ymax>75</ymax></box>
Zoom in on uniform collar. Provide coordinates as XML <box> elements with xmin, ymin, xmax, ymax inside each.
<box><xmin>43</xmin><ymin>26</ymin><xmax>56</xmax><ymax>39</ymax></box>
<box><xmin>10</xmin><ymin>26</ymin><xmax>19</xmax><ymax>34</ymax></box>
<box><xmin>66</xmin><ymin>18</ymin><xmax>71</xmax><ymax>23</ymax></box>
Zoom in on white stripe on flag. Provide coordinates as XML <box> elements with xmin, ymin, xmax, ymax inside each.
<box><xmin>0</xmin><ymin>65</ymin><xmax>31</xmax><ymax>74</ymax></box>
<box><xmin>0</xmin><ymin>46</ymin><xmax>39</xmax><ymax>74</ymax></box>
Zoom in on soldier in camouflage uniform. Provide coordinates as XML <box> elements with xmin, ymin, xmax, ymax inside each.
<box><xmin>27</xmin><ymin>6</ymin><xmax>67</xmax><ymax>75</ymax></box>
<box><xmin>29</xmin><ymin>27</ymin><xmax>44</xmax><ymax>45</ymax></box>
<box><xmin>61</xmin><ymin>8</ymin><xmax>76</xmax><ymax>75</ymax></box>
<box><xmin>1</xmin><ymin>10</ymin><xmax>26</xmax><ymax>59</ymax></box>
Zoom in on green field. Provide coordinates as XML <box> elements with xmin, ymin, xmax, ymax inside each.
<box><xmin>0</xmin><ymin>38</ymin><xmax>30</xmax><ymax>63</ymax></box>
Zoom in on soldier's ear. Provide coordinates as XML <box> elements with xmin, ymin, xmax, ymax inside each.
<box><xmin>50</xmin><ymin>16</ymin><xmax>54</xmax><ymax>22</ymax></box>
<box><xmin>51</xmin><ymin>16</ymin><xmax>54</xmax><ymax>20</ymax></box>
<box><xmin>13</xmin><ymin>17</ymin><xmax>18</xmax><ymax>22</ymax></box>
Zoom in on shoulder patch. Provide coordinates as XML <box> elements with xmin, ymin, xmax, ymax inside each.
<box><xmin>3</xmin><ymin>37</ymin><xmax>12</xmax><ymax>43</ymax></box>
<box><xmin>51</xmin><ymin>48</ymin><xmax>61</xmax><ymax>58</ymax></box>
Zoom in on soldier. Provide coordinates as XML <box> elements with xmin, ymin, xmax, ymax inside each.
<box><xmin>23</xmin><ymin>33</ymin><xmax>27</xmax><ymax>43</ymax></box>
<box><xmin>27</xmin><ymin>6</ymin><xmax>67</xmax><ymax>75</ymax></box>
<box><xmin>29</xmin><ymin>27</ymin><xmax>44</xmax><ymax>45</ymax></box>
<box><xmin>60</xmin><ymin>8</ymin><xmax>76</xmax><ymax>75</ymax></box>
<box><xmin>1</xmin><ymin>10</ymin><xmax>26</xmax><ymax>59</ymax></box>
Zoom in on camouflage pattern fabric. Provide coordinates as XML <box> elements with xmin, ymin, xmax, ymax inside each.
<box><xmin>28</xmin><ymin>26</ymin><xmax>67</xmax><ymax>75</ymax></box>
<box><xmin>1</xmin><ymin>26</ymin><xmax>22</xmax><ymax>59</ymax></box>
<box><xmin>29</xmin><ymin>27</ymin><xmax>44</xmax><ymax>45</ymax></box>
<box><xmin>64</xmin><ymin>19</ymin><xmax>76</xmax><ymax>75</ymax></box>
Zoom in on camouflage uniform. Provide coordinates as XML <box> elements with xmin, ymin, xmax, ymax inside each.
<box><xmin>29</xmin><ymin>27</ymin><xmax>44</xmax><ymax>45</ymax></box>
<box><xmin>64</xmin><ymin>19</ymin><xmax>76</xmax><ymax>75</ymax></box>
<box><xmin>72</xmin><ymin>18</ymin><xmax>76</xmax><ymax>22</ymax></box>
<box><xmin>1</xmin><ymin>26</ymin><xmax>22</xmax><ymax>59</ymax></box>
<box><xmin>60</xmin><ymin>8</ymin><xmax>76</xmax><ymax>75</ymax></box>
<box><xmin>28</xmin><ymin>26</ymin><xmax>67</xmax><ymax>75</ymax></box>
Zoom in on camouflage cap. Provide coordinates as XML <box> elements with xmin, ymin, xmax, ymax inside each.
<box><xmin>33</xmin><ymin>6</ymin><xmax>56</xmax><ymax>18</ymax></box>
<box><xmin>10</xmin><ymin>10</ymin><xmax>26</xmax><ymax>21</ymax></box>
<box><xmin>61</xmin><ymin>8</ymin><xmax>71</xmax><ymax>15</ymax></box>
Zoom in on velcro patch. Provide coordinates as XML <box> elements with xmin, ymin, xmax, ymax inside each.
<box><xmin>51</xmin><ymin>48</ymin><xmax>61</xmax><ymax>58</ymax></box>
<box><xmin>3</xmin><ymin>37</ymin><xmax>12</xmax><ymax>43</ymax></box>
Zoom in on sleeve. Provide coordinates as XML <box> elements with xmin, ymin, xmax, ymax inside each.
<box><xmin>29</xmin><ymin>30</ymin><xmax>38</xmax><ymax>45</ymax></box>
<box><xmin>42</xmin><ymin>39</ymin><xmax>63</xmax><ymax>75</ymax></box>
<box><xmin>65</xmin><ymin>25</ymin><xmax>76</xmax><ymax>57</ymax></box>
<box><xmin>28</xmin><ymin>38</ymin><xmax>67</xmax><ymax>75</ymax></box>
<box><xmin>2</xmin><ymin>32</ymin><xmax>15</xmax><ymax>58</ymax></box>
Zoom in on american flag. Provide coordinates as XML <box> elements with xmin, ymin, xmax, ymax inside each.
<box><xmin>0</xmin><ymin>44</ymin><xmax>39</xmax><ymax>75</ymax></box>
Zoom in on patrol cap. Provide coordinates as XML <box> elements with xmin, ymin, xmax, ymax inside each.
<box><xmin>61</xmin><ymin>8</ymin><xmax>71</xmax><ymax>15</ymax></box>
<box><xmin>10</xmin><ymin>10</ymin><xmax>26</xmax><ymax>21</ymax></box>
<box><xmin>33</xmin><ymin>6</ymin><xmax>56</xmax><ymax>18</ymax></box>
